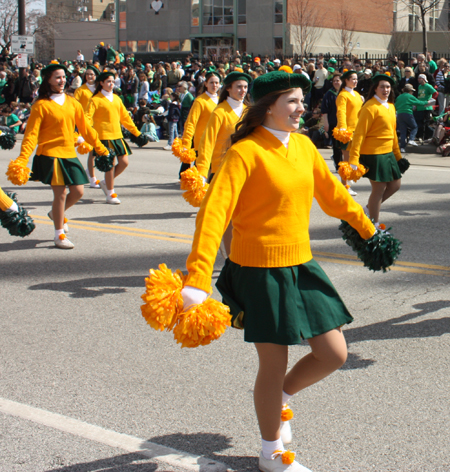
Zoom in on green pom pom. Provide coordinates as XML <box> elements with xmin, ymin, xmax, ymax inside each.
<box><xmin>0</xmin><ymin>132</ymin><xmax>16</xmax><ymax>150</ymax></box>
<box><xmin>122</xmin><ymin>128</ymin><xmax>132</xmax><ymax>140</ymax></box>
<box><xmin>397</xmin><ymin>158</ymin><xmax>410</xmax><ymax>174</ymax></box>
<box><xmin>339</xmin><ymin>220</ymin><xmax>402</xmax><ymax>272</ymax></box>
<box><xmin>94</xmin><ymin>148</ymin><xmax>116</xmax><ymax>172</ymax></box>
<box><xmin>129</xmin><ymin>133</ymin><xmax>149</xmax><ymax>147</ymax></box>
<box><xmin>0</xmin><ymin>204</ymin><xmax>35</xmax><ymax>237</ymax></box>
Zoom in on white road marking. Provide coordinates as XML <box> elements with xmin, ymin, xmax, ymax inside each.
<box><xmin>0</xmin><ymin>397</ymin><xmax>229</xmax><ymax>472</ymax></box>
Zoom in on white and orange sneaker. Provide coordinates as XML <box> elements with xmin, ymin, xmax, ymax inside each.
<box><xmin>259</xmin><ymin>450</ymin><xmax>312</xmax><ymax>472</ymax></box>
<box><xmin>54</xmin><ymin>233</ymin><xmax>74</xmax><ymax>249</ymax></box>
<box><xmin>280</xmin><ymin>404</ymin><xmax>293</xmax><ymax>444</ymax></box>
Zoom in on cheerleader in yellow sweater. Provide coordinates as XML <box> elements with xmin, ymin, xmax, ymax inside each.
<box><xmin>180</xmin><ymin>71</ymin><xmax>375</xmax><ymax>472</ymax></box>
<box><xmin>178</xmin><ymin>71</ymin><xmax>221</xmax><ymax>176</ymax></box>
<box><xmin>334</xmin><ymin>70</ymin><xmax>364</xmax><ymax>196</ymax></box>
<box><xmin>74</xmin><ymin>65</ymin><xmax>100</xmax><ymax>188</ymax></box>
<box><xmin>86</xmin><ymin>71</ymin><xmax>142</xmax><ymax>204</ymax></box>
<box><xmin>7</xmin><ymin>63</ymin><xmax>109</xmax><ymax>249</ymax></box>
<box><xmin>349</xmin><ymin>74</ymin><xmax>403</xmax><ymax>228</ymax></box>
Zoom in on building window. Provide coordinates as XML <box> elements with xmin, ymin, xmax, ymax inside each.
<box><xmin>158</xmin><ymin>41</ymin><xmax>169</xmax><ymax>52</ymax></box>
<box><xmin>181</xmin><ymin>39</ymin><xmax>192</xmax><ymax>51</ymax></box>
<box><xmin>191</xmin><ymin>0</ymin><xmax>199</xmax><ymax>26</ymax></box>
<box><xmin>119</xmin><ymin>40</ymin><xmax>127</xmax><ymax>52</ymax></box>
<box><xmin>274</xmin><ymin>36</ymin><xmax>283</xmax><ymax>53</ymax></box>
<box><xmin>137</xmin><ymin>41</ymin><xmax>148</xmax><ymax>52</ymax></box>
<box><xmin>203</xmin><ymin>0</ymin><xmax>234</xmax><ymax>27</ymax></box>
<box><xmin>127</xmin><ymin>41</ymin><xmax>137</xmax><ymax>52</ymax></box>
<box><xmin>238</xmin><ymin>38</ymin><xmax>246</xmax><ymax>53</ymax></box>
<box><xmin>238</xmin><ymin>0</ymin><xmax>246</xmax><ymax>24</ymax></box>
<box><xmin>170</xmin><ymin>40</ymin><xmax>180</xmax><ymax>51</ymax></box>
<box><xmin>408</xmin><ymin>1</ymin><xmax>419</xmax><ymax>31</ymax></box>
<box><xmin>119</xmin><ymin>10</ymin><xmax>126</xmax><ymax>29</ymax></box>
<box><xmin>274</xmin><ymin>0</ymin><xmax>283</xmax><ymax>23</ymax></box>
<box><xmin>148</xmin><ymin>40</ymin><xmax>157</xmax><ymax>52</ymax></box>
<box><xmin>429</xmin><ymin>2</ymin><xmax>439</xmax><ymax>31</ymax></box>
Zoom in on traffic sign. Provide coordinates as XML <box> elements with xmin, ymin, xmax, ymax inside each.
<box><xmin>11</xmin><ymin>35</ymin><xmax>35</xmax><ymax>54</ymax></box>
<box><xmin>17</xmin><ymin>53</ymin><xmax>28</xmax><ymax>68</ymax></box>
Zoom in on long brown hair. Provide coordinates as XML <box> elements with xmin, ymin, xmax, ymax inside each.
<box><xmin>218</xmin><ymin>82</ymin><xmax>250</xmax><ymax>105</ymax></box>
<box><xmin>364</xmin><ymin>80</ymin><xmax>395</xmax><ymax>105</ymax></box>
<box><xmin>230</xmin><ymin>89</ymin><xmax>295</xmax><ymax>145</ymax></box>
<box><xmin>36</xmin><ymin>70</ymin><xmax>68</xmax><ymax>100</ymax></box>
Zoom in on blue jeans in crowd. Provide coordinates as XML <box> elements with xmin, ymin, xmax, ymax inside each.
<box><xmin>168</xmin><ymin>121</ymin><xmax>178</xmax><ymax>146</ymax></box>
<box><xmin>397</xmin><ymin>113</ymin><xmax>418</xmax><ymax>148</ymax></box>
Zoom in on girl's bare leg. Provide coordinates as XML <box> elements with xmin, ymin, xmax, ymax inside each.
<box><xmin>51</xmin><ymin>185</ymin><xmax>85</xmax><ymax>230</ymax></box>
<box><xmin>105</xmin><ymin>155</ymin><xmax>129</xmax><ymax>190</ymax></box>
<box><xmin>367</xmin><ymin>180</ymin><xmax>387</xmax><ymax>223</ymax></box>
<box><xmin>87</xmin><ymin>151</ymin><xmax>95</xmax><ymax>179</ymax></box>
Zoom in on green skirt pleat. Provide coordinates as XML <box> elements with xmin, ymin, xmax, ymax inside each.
<box><xmin>30</xmin><ymin>155</ymin><xmax>89</xmax><ymax>186</ymax></box>
<box><xmin>360</xmin><ymin>152</ymin><xmax>402</xmax><ymax>182</ymax></box>
<box><xmin>216</xmin><ymin>258</ymin><xmax>353</xmax><ymax>345</ymax></box>
<box><xmin>101</xmin><ymin>138</ymin><xmax>132</xmax><ymax>157</ymax></box>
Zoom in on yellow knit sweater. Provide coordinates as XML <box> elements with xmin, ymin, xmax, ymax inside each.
<box><xmin>86</xmin><ymin>93</ymin><xmax>140</xmax><ymax>140</ymax></box>
<box><xmin>74</xmin><ymin>83</ymin><xmax>94</xmax><ymax>111</ymax></box>
<box><xmin>349</xmin><ymin>97</ymin><xmax>402</xmax><ymax>165</ymax></box>
<box><xmin>185</xmin><ymin>127</ymin><xmax>375</xmax><ymax>292</ymax></box>
<box><xmin>336</xmin><ymin>89</ymin><xmax>363</xmax><ymax>132</ymax></box>
<box><xmin>196</xmin><ymin>100</ymin><xmax>246</xmax><ymax>178</ymax></box>
<box><xmin>0</xmin><ymin>186</ymin><xmax>13</xmax><ymax>211</ymax></box>
<box><xmin>18</xmin><ymin>95</ymin><xmax>107</xmax><ymax>162</ymax></box>
<box><xmin>182</xmin><ymin>93</ymin><xmax>218</xmax><ymax>151</ymax></box>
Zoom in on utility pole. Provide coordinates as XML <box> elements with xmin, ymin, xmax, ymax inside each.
<box><xmin>18</xmin><ymin>0</ymin><xmax>26</xmax><ymax>78</ymax></box>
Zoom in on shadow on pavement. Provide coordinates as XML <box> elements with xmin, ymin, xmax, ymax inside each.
<box><xmin>28</xmin><ymin>275</ymin><xmax>145</xmax><ymax>298</ymax></box>
<box><xmin>115</xmin><ymin>182</ymin><xmax>182</xmax><ymax>191</ymax></box>
<box><xmin>0</xmin><ymin>238</ymin><xmax>45</xmax><ymax>252</ymax></box>
<box><xmin>71</xmin><ymin>212</ymin><xmax>195</xmax><ymax>225</ymax></box>
<box><xmin>47</xmin><ymin>452</ymin><xmax>157</xmax><ymax>471</ymax></box>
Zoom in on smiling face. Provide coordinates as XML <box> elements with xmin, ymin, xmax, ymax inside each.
<box><xmin>263</xmin><ymin>88</ymin><xmax>305</xmax><ymax>132</ymax></box>
<box><xmin>345</xmin><ymin>73</ymin><xmax>358</xmax><ymax>89</ymax></box>
<box><xmin>100</xmin><ymin>76</ymin><xmax>115</xmax><ymax>92</ymax></box>
<box><xmin>228</xmin><ymin>80</ymin><xmax>248</xmax><ymax>101</ymax></box>
<box><xmin>48</xmin><ymin>69</ymin><xmax>66</xmax><ymax>93</ymax></box>
<box><xmin>376</xmin><ymin>80</ymin><xmax>391</xmax><ymax>100</ymax></box>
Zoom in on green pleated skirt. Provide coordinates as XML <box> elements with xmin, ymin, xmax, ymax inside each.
<box><xmin>360</xmin><ymin>152</ymin><xmax>402</xmax><ymax>182</ymax></box>
<box><xmin>216</xmin><ymin>258</ymin><xmax>353</xmax><ymax>345</ymax></box>
<box><xmin>30</xmin><ymin>155</ymin><xmax>88</xmax><ymax>186</ymax></box>
<box><xmin>101</xmin><ymin>138</ymin><xmax>132</xmax><ymax>157</ymax></box>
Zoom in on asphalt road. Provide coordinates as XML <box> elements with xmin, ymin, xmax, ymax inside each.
<box><xmin>1</xmin><ymin>138</ymin><xmax>449</xmax><ymax>472</ymax></box>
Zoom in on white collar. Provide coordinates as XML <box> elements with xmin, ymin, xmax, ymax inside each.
<box><xmin>50</xmin><ymin>93</ymin><xmax>66</xmax><ymax>105</ymax></box>
<box><xmin>205</xmin><ymin>91</ymin><xmax>219</xmax><ymax>104</ymax></box>
<box><xmin>86</xmin><ymin>82</ymin><xmax>96</xmax><ymax>93</ymax></box>
<box><xmin>374</xmin><ymin>94</ymin><xmax>389</xmax><ymax>109</ymax></box>
<box><xmin>262</xmin><ymin>126</ymin><xmax>290</xmax><ymax>148</ymax></box>
<box><xmin>101</xmin><ymin>89</ymin><xmax>114</xmax><ymax>102</ymax></box>
<box><xmin>227</xmin><ymin>96</ymin><xmax>244</xmax><ymax>118</ymax></box>
<box><xmin>344</xmin><ymin>86</ymin><xmax>355</xmax><ymax>96</ymax></box>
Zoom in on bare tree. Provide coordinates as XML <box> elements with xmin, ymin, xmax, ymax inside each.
<box><xmin>388</xmin><ymin>31</ymin><xmax>413</xmax><ymax>55</ymax></box>
<box><xmin>288</xmin><ymin>0</ymin><xmax>322</xmax><ymax>58</ymax></box>
<box><xmin>0</xmin><ymin>0</ymin><xmax>43</xmax><ymax>47</ymax></box>
<box><xmin>331</xmin><ymin>7</ymin><xmax>359</xmax><ymax>56</ymax></box>
<box><xmin>397</xmin><ymin>0</ymin><xmax>440</xmax><ymax>55</ymax></box>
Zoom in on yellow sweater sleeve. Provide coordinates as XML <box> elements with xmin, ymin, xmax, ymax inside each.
<box><xmin>74</xmin><ymin>101</ymin><xmax>108</xmax><ymax>155</ymax></box>
<box><xmin>0</xmin><ymin>186</ymin><xmax>14</xmax><ymax>211</ymax></box>
<box><xmin>119</xmin><ymin>101</ymin><xmax>140</xmax><ymax>137</ymax></box>
<box><xmin>349</xmin><ymin>105</ymin><xmax>375</xmax><ymax>165</ymax></box>
<box><xmin>182</xmin><ymin>99</ymin><xmax>203</xmax><ymax>147</ymax></box>
<box><xmin>17</xmin><ymin>105</ymin><xmax>43</xmax><ymax>164</ymax></box>
<box><xmin>196</xmin><ymin>109</ymin><xmax>223</xmax><ymax>178</ymax></box>
<box><xmin>336</xmin><ymin>93</ymin><xmax>348</xmax><ymax>130</ymax></box>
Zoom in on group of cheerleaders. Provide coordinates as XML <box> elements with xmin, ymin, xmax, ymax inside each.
<box><xmin>3</xmin><ymin>63</ymin><xmax>404</xmax><ymax>471</ymax></box>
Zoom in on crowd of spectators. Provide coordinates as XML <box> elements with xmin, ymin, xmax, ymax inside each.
<box><xmin>2</xmin><ymin>43</ymin><xmax>450</xmax><ymax>153</ymax></box>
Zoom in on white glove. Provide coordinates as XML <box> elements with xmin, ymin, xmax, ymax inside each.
<box><xmin>181</xmin><ymin>286</ymin><xmax>208</xmax><ymax>311</ymax></box>
<box><xmin>350</xmin><ymin>164</ymin><xmax>358</xmax><ymax>170</ymax></box>
<box><xmin>76</xmin><ymin>136</ymin><xmax>85</xmax><ymax>145</ymax></box>
<box><xmin>201</xmin><ymin>176</ymin><xmax>207</xmax><ymax>185</ymax></box>
<box><xmin>6</xmin><ymin>201</ymin><xmax>19</xmax><ymax>213</ymax></box>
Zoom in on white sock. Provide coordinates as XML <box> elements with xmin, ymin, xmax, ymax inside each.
<box><xmin>6</xmin><ymin>201</ymin><xmax>19</xmax><ymax>213</ymax></box>
<box><xmin>282</xmin><ymin>391</ymin><xmax>293</xmax><ymax>406</ymax></box>
<box><xmin>89</xmin><ymin>175</ymin><xmax>97</xmax><ymax>183</ymax></box>
<box><xmin>107</xmin><ymin>188</ymin><xmax>115</xmax><ymax>197</ymax></box>
<box><xmin>55</xmin><ymin>229</ymin><xmax>65</xmax><ymax>238</ymax></box>
<box><xmin>261</xmin><ymin>438</ymin><xmax>284</xmax><ymax>460</ymax></box>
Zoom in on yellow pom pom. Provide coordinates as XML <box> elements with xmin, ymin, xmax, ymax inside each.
<box><xmin>180</xmin><ymin>167</ymin><xmax>209</xmax><ymax>207</ymax></box>
<box><xmin>171</xmin><ymin>137</ymin><xmax>183</xmax><ymax>157</ymax></box>
<box><xmin>281</xmin><ymin>407</ymin><xmax>294</xmax><ymax>422</ymax></box>
<box><xmin>351</xmin><ymin>163</ymin><xmax>368</xmax><ymax>181</ymax></box>
<box><xmin>6</xmin><ymin>159</ymin><xmax>31</xmax><ymax>186</ymax></box>
<box><xmin>77</xmin><ymin>141</ymin><xmax>93</xmax><ymax>155</ymax></box>
<box><xmin>140</xmin><ymin>263</ymin><xmax>185</xmax><ymax>332</ymax></box>
<box><xmin>338</xmin><ymin>162</ymin><xmax>353</xmax><ymax>181</ymax></box>
<box><xmin>172</xmin><ymin>138</ymin><xmax>196</xmax><ymax>164</ymax></box>
<box><xmin>173</xmin><ymin>298</ymin><xmax>231</xmax><ymax>348</ymax></box>
<box><xmin>332</xmin><ymin>128</ymin><xmax>353</xmax><ymax>144</ymax></box>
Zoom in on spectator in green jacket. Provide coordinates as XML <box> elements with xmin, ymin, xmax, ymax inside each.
<box><xmin>106</xmin><ymin>44</ymin><xmax>117</xmax><ymax>63</ymax></box>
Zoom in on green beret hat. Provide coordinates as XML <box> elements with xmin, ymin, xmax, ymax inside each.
<box><xmin>371</xmin><ymin>72</ymin><xmax>396</xmax><ymax>87</ymax></box>
<box><xmin>267</xmin><ymin>61</ymin><xmax>274</xmax><ymax>67</ymax></box>
<box><xmin>97</xmin><ymin>70</ymin><xmax>115</xmax><ymax>82</ymax></box>
<box><xmin>223</xmin><ymin>71</ymin><xmax>252</xmax><ymax>86</ymax></box>
<box><xmin>341</xmin><ymin>69</ymin><xmax>357</xmax><ymax>81</ymax></box>
<box><xmin>251</xmin><ymin>71</ymin><xmax>311</xmax><ymax>102</ymax></box>
<box><xmin>205</xmin><ymin>71</ymin><xmax>222</xmax><ymax>82</ymax></box>
<box><xmin>327</xmin><ymin>67</ymin><xmax>335</xmax><ymax>74</ymax></box>
<box><xmin>328</xmin><ymin>57</ymin><xmax>337</xmax><ymax>64</ymax></box>
<box><xmin>41</xmin><ymin>62</ymin><xmax>69</xmax><ymax>77</ymax></box>
<box><xmin>86</xmin><ymin>65</ymin><xmax>100</xmax><ymax>77</ymax></box>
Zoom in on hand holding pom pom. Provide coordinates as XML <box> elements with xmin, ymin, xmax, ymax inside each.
<box><xmin>397</xmin><ymin>157</ymin><xmax>410</xmax><ymax>174</ymax></box>
<box><xmin>0</xmin><ymin>131</ymin><xmax>17</xmax><ymax>150</ymax></box>
<box><xmin>338</xmin><ymin>162</ymin><xmax>368</xmax><ymax>182</ymax></box>
<box><xmin>0</xmin><ymin>192</ymin><xmax>35</xmax><ymax>237</ymax></box>
<box><xmin>332</xmin><ymin>128</ymin><xmax>353</xmax><ymax>144</ymax></box>
<box><xmin>180</xmin><ymin>167</ymin><xmax>209</xmax><ymax>207</ymax></box>
<box><xmin>94</xmin><ymin>148</ymin><xmax>116</xmax><ymax>172</ymax></box>
<box><xmin>6</xmin><ymin>159</ymin><xmax>31</xmax><ymax>186</ymax></box>
<box><xmin>172</xmin><ymin>137</ymin><xmax>196</xmax><ymax>164</ymax></box>
<box><xmin>130</xmin><ymin>133</ymin><xmax>149</xmax><ymax>148</ymax></box>
<box><xmin>77</xmin><ymin>141</ymin><xmax>93</xmax><ymax>155</ymax></box>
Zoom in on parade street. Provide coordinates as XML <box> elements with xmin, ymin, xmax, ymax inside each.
<box><xmin>1</xmin><ymin>139</ymin><xmax>449</xmax><ymax>472</ymax></box>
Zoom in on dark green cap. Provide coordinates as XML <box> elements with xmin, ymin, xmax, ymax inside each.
<box><xmin>223</xmin><ymin>71</ymin><xmax>252</xmax><ymax>86</ymax></box>
<box><xmin>97</xmin><ymin>70</ymin><xmax>115</xmax><ymax>82</ymax></box>
<box><xmin>205</xmin><ymin>71</ymin><xmax>222</xmax><ymax>82</ymax></box>
<box><xmin>251</xmin><ymin>71</ymin><xmax>311</xmax><ymax>102</ymax></box>
<box><xmin>41</xmin><ymin>62</ymin><xmax>69</xmax><ymax>77</ymax></box>
<box><xmin>371</xmin><ymin>72</ymin><xmax>396</xmax><ymax>87</ymax></box>
<box><xmin>341</xmin><ymin>69</ymin><xmax>357</xmax><ymax>81</ymax></box>
<box><xmin>86</xmin><ymin>65</ymin><xmax>100</xmax><ymax>77</ymax></box>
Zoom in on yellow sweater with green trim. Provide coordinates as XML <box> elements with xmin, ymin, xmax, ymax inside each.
<box><xmin>349</xmin><ymin>97</ymin><xmax>402</xmax><ymax>165</ymax></box>
<box><xmin>86</xmin><ymin>93</ymin><xmax>140</xmax><ymax>140</ymax></box>
<box><xmin>18</xmin><ymin>95</ymin><xmax>107</xmax><ymax>163</ymax></box>
<box><xmin>336</xmin><ymin>89</ymin><xmax>363</xmax><ymax>132</ymax></box>
<box><xmin>182</xmin><ymin>93</ymin><xmax>218</xmax><ymax>151</ymax></box>
<box><xmin>196</xmin><ymin>100</ymin><xmax>246</xmax><ymax>178</ymax></box>
<box><xmin>185</xmin><ymin>127</ymin><xmax>375</xmax><ymax>292</ymax></box>
<box><xmin>74</xmin><ymin>83</ymin><xmax>94</xmax><ymax>111</ymax></box>
<box><xmin>0</xmin><ymin>186</ymin><xmax>14</xmax><ymax>211</ymax></box>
